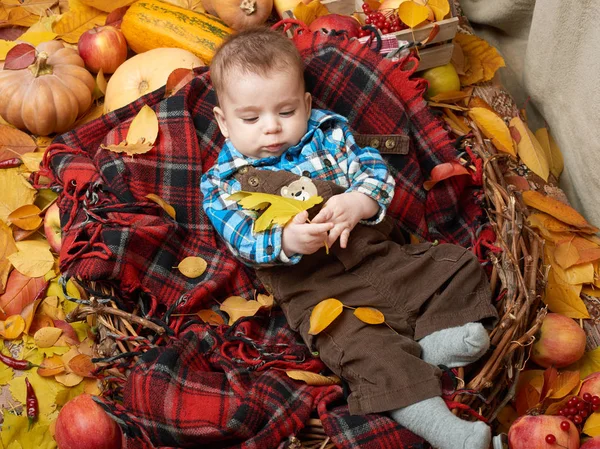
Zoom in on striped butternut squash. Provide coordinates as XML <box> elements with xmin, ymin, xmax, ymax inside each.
<box><xmin>121</xmin><ymin>0</ymin><xmax>233</xmax><ymax>64</ymax></box>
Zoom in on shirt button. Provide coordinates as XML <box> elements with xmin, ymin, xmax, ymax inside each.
<box><xmin>286</xmin><ymin>153</ymin><xmax>294</xmax><ymax>161</ymax></box>
<box><xmin>381</xmin><ymin>190</ymin><xmax>389</xmax><ymax>199</ymax></box>
<box><xmin>266</xmin><ymin>245</ymin><xmax>274</xmax><ymax>255</ymax></box>
<box><xmin>248</xmin><ymin>176</ymin><xmax>260</xmax><ymax>187</ymax></box>
<box><xmin>385</xmin><ymin>139</ymin><xmax>396</xmax><ymax>149</ymax></box>
<box><xmin>302</xmin><ymin>171</ymin><xmax>311</xmax><ymax>178</ymax></box>
<box><xmin>323</xmin><ymin>159</ymin><xmax>332</xmax><ymax>167</ymax></box>
<box><xmin>238</xmin><ymin>166</ymin><xmax>249</xmax><ymax>174</ymax></box>
<box><xmin>370</xmin><ymin>138</ymin><xmax>380</xmax><ymax>148</ymax></box>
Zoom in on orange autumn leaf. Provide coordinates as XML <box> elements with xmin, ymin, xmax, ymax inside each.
<box><xmin>7</xmin><ymin>204</ymin><xmax>42</xmax><ymax>231</ymax></box>
<box><xmin>424</xmin><ymin>162</ymin><xmax>470</xmax><ymax>190</ymax></box>
<box><xmin>427</xmin><ymin>0</ymin><xmax>450</xmax><ymax>21</ymax></box>
<box><xmin>0</xmin><ymin>220</ymin><xmax>17</xmax><ymax>294</ymax></box>
<box><xmin>68</xmin><ymin>354</ymin><xmax>96</xmax><ymax>378</ymax></box>
<box><xmin>2</xmin><ymin>314</ymin><xmax>25</xmax><ymax>339</ymax></box>
<box><xmin>309</xmin><ymin>298</ymin><xmax>343</xmax><ymax>335</ymax></box>
<box><xmin>37</xmin><ymin>355</ymin><xmax>65</xmax><ymax>377</ymax></box>
<box><xmin>522</xmin><ymin>191</ymin><xmax>598</xmax><ymax>232</ymax></box>
<box><xmin>454</xmin><ymin>33</ymin><xmax>505</xmax><ymax>85</ymax></box>
<box><xmin>197</xmin><ymin>309</ymin><xmax>225</xmax><ymax>326</ymax></box>
<box><xmin>468</xmin><ymin>107</ymin><xmax>516</xmax><ymax>156</ymax></box>
<box><xmin>543</xmin><ymin>269</ymin><xmax>589</xmax><ymax>319</ymax></box>
<box><xmin>146</xmin><ymin>193</ymin><xmax>176</xmax><ymax>219</ymax></box>
<box><xmin>554</xmin><ymin>239</ymin><xmax>581</xmax><ymax>270</ymax></box>
<box><xmin>219</xmin><ymin>296</ymin><xmax>262</xmax><ymax>325</ymax></box>
<box><xmin>0</xmin><ymin>270</ymin><xmax>47</xmax><ymax>320</ymax></box>
<box><xmin>353</xmin><ymin>307</ymin><xmax>385</xmax><ymax>324</ymax></box>
<box><xmin>286</xmin><ymin>370</ymin><xmax>341</xmax><ymax>386</ymax></box>
<box><xmin>430</xmin><ymin>90</ymin><xmax>470</xmax><ymax>103</ymax></box>
<box><xmin>398</xmin><ymin>1</ymin><xmax>429</xmax><ymax>28</ymax></box>
<box><xmin>548</xmin><ymin>370</ymin><xmax>581</xmax><ymax>399</ymax></box>
<box><xmin>294</xmin><ymin>0</ymin><xmax>329</xmax><ymax>26</ymax></box>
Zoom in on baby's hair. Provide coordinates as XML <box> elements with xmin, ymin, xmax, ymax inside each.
<box><xmin>210</xmin><ymin>27</ymin><xmax>305</xmax><ymax>99</ymax></box>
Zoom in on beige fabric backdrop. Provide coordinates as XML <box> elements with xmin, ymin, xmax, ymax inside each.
<box><xmin>460</xmin><ymin>0</ymin><xmax>600</xmax><ymax>228</ymax></box>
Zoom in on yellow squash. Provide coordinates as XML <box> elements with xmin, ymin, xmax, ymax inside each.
<box><xmin>121</xmin><ymin>0</ymin><xmax>233</xmax><ymax>64</ymax></box>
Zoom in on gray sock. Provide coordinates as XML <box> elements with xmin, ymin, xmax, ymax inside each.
<box><xmin>390</xmin><ymin>396</ymin><xmax>491</xmax><ymax>449</ymax></box>
<box><xmin>419</xmin><ymin>322</ymin><xmax>490</xmax><ymax>368</ymax></box>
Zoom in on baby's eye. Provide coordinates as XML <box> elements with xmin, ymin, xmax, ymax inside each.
<box><xmin>241</xmin><ymin>117</ymin><xmax>258</xmax><ymax>123</ymax></box>
<box><xmin>280</xmin><ymin>110</ymin><xmax>295</xmax><ymax>117</ymax></box>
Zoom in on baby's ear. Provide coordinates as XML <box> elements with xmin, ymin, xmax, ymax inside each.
<box><xmin>213</xmin><ymin>106</ymin><xmax>229</xmax><ymax>138</ymax></box>
<box><xmin>304</xmin><ymin>92</ymin><xmax>312</xmax><ymax>119</ymax></box>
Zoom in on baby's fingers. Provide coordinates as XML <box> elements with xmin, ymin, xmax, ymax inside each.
<box><xmin>292</xmin><ymin>210</ymin><xmax>309</xmax><ymax>224</ymax></box>
<box><xmin>311</xmin><ymin>207</ymin><xmax>333</xmax><ymax>224</ymax></box>
<box><xmin>306</xmin><ymin>222</ymin><xmax>334</xmax><ymax>235</ymax></box>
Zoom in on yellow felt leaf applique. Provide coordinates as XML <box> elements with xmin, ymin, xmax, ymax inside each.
<box><xmin>398</xmin><ymin>1</ymin><xmax>429</xmax><ymax>28</ymax></box>
<box><xmin>353</xmin><ymin>307</ymin><xmax>385</xmax><ymax>324</ymax></box>
<box><xmin>454</xmin><ymin>33</ymin><xmax>505</xmax><ymax>85</ymax></box>
<box><xmin>510</xmin><ymin>116</ymin><xmax>549</xmax><ymax>182</ymax></box>
<box><xmin>468</xmin><ymin>107</ymin><xmax>516</xmax><ymax>156</ymax></box>
<box><xmin>309</xmin><ymin>298</ymin><xmax>343</xmax><ymax>335</ymax></box>
<box><xmin>286</xmin><ymin>370</ymin><xmax>341</xmax><ymax>386</ymax></box>
<box><xmin>227</xmin><ymin>191</ymin><xmax>323</xmax><ymax>233</ymax></box>
<box><xmin>220</xmin><ymin>295</ymin><xmax>262</xmax><ymax>325</ymax></box>
<box><xmin>175</xmin><ymin>256</ymin><xmax>207</xmax><ymax>278</ymax></box>
<box><xmin>101</xmin><ymin>105</ymin><xmax>159</xmax><ymax>156</ymax></box>
<box><xmin>294</xmin><ymin>0</ymin><xmax>329</xmax><ymax>26</ymax></box>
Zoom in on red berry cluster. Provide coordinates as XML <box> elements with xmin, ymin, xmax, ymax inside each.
<box><xmin>359</xmin><ymin>2</ymin><xmax>406</xmax><ymax>37</ymax></box>
<box><xmin>545</xmin><ymin>420</ymin><xmax>571</xmax><ymax>445</ymax></box>
<box><xmin>557</xmin><ymin>393</ymin><xmax>600</xmax><ymax>426</ymax></box>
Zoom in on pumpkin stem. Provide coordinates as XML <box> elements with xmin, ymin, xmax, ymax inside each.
<box><xmin>240</xmin><ymin>0</ymin><xmax>257</xmax><ymax>15</ymax></box>
<box><xmin>30</xmin><ymin>52</ymin><xmax>53</xmax><ymax>77</ymax></box>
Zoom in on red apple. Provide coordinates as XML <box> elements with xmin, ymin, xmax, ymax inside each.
<box><xmin>531</xmin><ymin>313</ymin><xmax>586</xmax><ymax>368</ymax></box>
<box><xmin>582</xmin><ymin>437</ymin><xmax>600</xmax><ymax>449</ymax></box>
<box><xmin>43</xmin><ymin>202</ymin><xmax>61</xmax><ymax>254</ymax></box>
<box><xmin>579</xmin><ymin>372</ymin><xmax>600</xmax><ymax>399</ymax></box>
<box><xmin>309</xmin><ymin>14</ymin><xmax>361</xmax><ymax>38</ymax></box>
<box><xmin>508</xmin><ymin>415</ymin><xmax>579</xmax><ymax>449</ymax></box>
<box><xmin>55</xmin><ymin>394</ymin><xmax>122</xmax><ymax>449</ymax></box>
<box><xmin>77</xmin><ymin>26</ymin><xmax>127</xmax><ymax>74</ymax></box>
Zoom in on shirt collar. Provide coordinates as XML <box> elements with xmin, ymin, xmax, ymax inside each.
<box><xmin>215</xmin><ymin>109</ymin><xmax>348</xmax><ymax>179</ymax></box>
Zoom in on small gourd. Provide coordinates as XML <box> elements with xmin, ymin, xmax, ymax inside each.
<box><xmin>214</xmin><ymin>0</ymin><xmax>274</xmax><ymax>31</ymax></box>
<box><xmin>0</xmin><ymin>42</ymin><xmax>95</xmax><ymax>136</ymax></box>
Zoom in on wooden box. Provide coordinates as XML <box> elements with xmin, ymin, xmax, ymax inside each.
<box><xmin>284</xmin><ymin>0</ymin><xmax>458</xmax><ymax>72</ymax></box>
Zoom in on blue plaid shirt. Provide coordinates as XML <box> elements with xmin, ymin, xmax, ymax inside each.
<box><xmin>201</xmin><ymin>109</ymin><xmax>395</xmax><ymax>266</ymax></box>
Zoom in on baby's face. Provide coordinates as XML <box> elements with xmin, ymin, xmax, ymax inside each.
<box><xmin>214</xmin><ymin>69</ymin><xmax>312</xmax><ymax>159</ymax></box>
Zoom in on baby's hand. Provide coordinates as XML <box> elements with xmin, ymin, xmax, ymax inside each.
<box><xmin>282</xmin><ymin>211</ymin><xmax>334</xmax><ymax>257</ymax></box>
<box><xmin>312</xmin><ymin>192</ymin><xmax>379</xmax><ymax>248</ymax></box>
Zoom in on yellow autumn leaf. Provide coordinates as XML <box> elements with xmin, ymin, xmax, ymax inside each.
<box><xmin>17</xmin><ymin>31</ymin><xmax>58</xmax><ymax>46</ymax></box>
<box><xmin>554</xmin><ymin>239</ymin><xmax>581</xmax><ymax>270</ymax></box>
<box><xmin>2</xmin><ymin>315</ymin><xmax>25</xmax><ymax>340</ymax></box>
<box><xmin>427</xmin><ymin>0</ymin><xmax>450</xmax><ymax>21</ymax></box>
<box><xmin>522</xmin><ymin>190</ymin><xmax>598</xmax><ymax>232</ymax></box>
<box><xmin>294</xmin><ymin>0</ymin><xmax>329</xmax><ymax>26</ymax></box>
<box><xmin>126</xmin><ymin>105</ymin><xmax>159</xmax><ymax>146</ymax></box>
<box><xmin>583</xmin><ymin>286</ymin><xmax>600</xmax><ymax>298</ymax></box>
<box><xmin>20</xmin><ymin>152</ymin><xmax>44</xmax><ymax>173</ymax></box>
<box><xmin>543</xmin><ymin>269</ymin><xmax>589</xmax><ymax>319</ymax></box>
<box><xmin>430</xmin><ymin>91</ymin><xmax>470</xmax><ymax>103</ymax></box>
<box><xmin>95</xmin><ymin>69</ymin><xmax>107</xmax><ymax>97</ymax></box>
<box><xmin>196</xmin><ymin>309</ymin><xmax>225</xmax><ymax>326</ymax></box>
<box><xmin>584</xmin><ymin>411</ymin><xmax>600</xmax><ymax>437</ymax></box>
<box><xmin>78</xmin><ymin>0</ymin><xmax>136</xmax><ymax>12</ymax></box>
<box><xmin>34</xmin><ymin>327</ymin><xmax>63</xmax><ymax>348</ymax></box>
<box><xmin>510</xmin><ymin>116</ymin><xmax>549</xmax><ymax>181</ymax></box>
<box><xmin>0</xmin><ymin>168</ymin><xmax>37</xmax><ymax>224</ymax></box>
<box><xmin>8</xmin><ymin>370</ymin><xmax>62</xmax><ymax>417</ymax></box>
<box><xmin>8</xmin><ymin>204</ymin><xmax>42</xmax><ymax>230</ymax></box>
<box><xmin>7</xmin><ymin>6</ymin><xmax>39</xmax><ymax>27</ymax></box>
<box><xmin>468</xmin><ymin>107</ymin><xmax>516</xmax><ymax>156</ymax></box>
<box><xmin>55</xmin><ymin>372</ymin><xmax>84</xmax><ymax>387</ymax></box>
<box><xmin>576</xmin><ymin>347</ymin><xmax>600</xmax><ymax>380</ymax></box>
<box><xmin>21</xmin><ymin>0</ymin><xmax>58</xmax><ymax>16</ymax></box>
<box><xmin>0</xmin><ymin>40</ymin><xmax>17</xmax><ymax>60</ymax></box>
<box><xmin>353</xmin><ymin>307</ymin><xmax>385</xmax><ymax>324</ymax></box>
<box><xmin>146</xmin><ymin>193</ymin><xmax>176</xmax><ymax>219</ymax></box>
<box><xmin>309</xmin><ymin>298</ymin><xmax>343</xmax><ymax>335</ymax></box>
<box><xmin>286</xmin><ymin>370</ymin><xmax>341</xmax><ymax>386</ymax></box>
<box><xmin>398</xmin><ymin>1</ymin><xmax>429</xmax><ymax>28</ymax></box>
<box><xmin>256</xmin><ymin>293</ymin><xmax>274</xmax><ymax>309</ymax></box>
<box><xmin>220</xmin><ymin>296</ymin><xmax>262</xmax><ymax>325</ymax></box>
<box><xmin>8</xmin><ymin>240</ymin><xmax>54</xmax><ymax>278</ymax></box>
<box><xmin>176</xmin><ymin>256</ymin><xmax>207</xmax><ymax>278</ymax></box>
<box><xmin>228</xmin><ymin>191</ymin><xmax>323</xmax><ymax>233</ymax></box>
<box><xmin>536</xmin><ymin>128</ymin><xmax>564</xmax><ymax>179</ymax></box>
<box><xmin>0</xmin><ymin>220</ymin><xmax>18</xmax><ymax>293</ymax></box>
<box><xmin>454</xmin><ymin>33</ymin><xmax>505</xmax><ymax>85</ymax></box>
<box><xmin>54</xmin><ymin>5</ymin><xmax>107</xmax><ymax>44</ymax></box>
<box><xmin>553</xmin><ymin>261</ymin><xmax>594</xmax><ymax>286</ymax></box>
<box><xmin>0</xmin><ymin>362</ymin><xmax>14</xmax><ymax>386</ymax></box>
<box><xmin>548</xmin><ymin>370</ymin><xmax>581</xmax><ymax>399</ymax></box>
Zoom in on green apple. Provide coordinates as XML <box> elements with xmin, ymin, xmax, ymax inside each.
<box><xmin>421</xmin><ymin>63</ymin><xmax>461</xmax><ymax>99</ymax></box>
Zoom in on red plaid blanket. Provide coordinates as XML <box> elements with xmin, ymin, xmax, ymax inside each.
<box><xmin>40</xmin><ymin>29</ymin><xmax>484</xmax><ymax>449</ymax></box>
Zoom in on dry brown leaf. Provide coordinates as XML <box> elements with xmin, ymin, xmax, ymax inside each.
<box><xmin>54</xmin><ymin>372</ymin><xmax>84</xmax><ymax>387</ymax></box>
<box><xmin>0</xmin><ymin>124</ymin><xmax>37</xmax><ymax>162</ymax></box>
<box><xmin>8</xmin><ymin>240</ymin><xmax>54</xmax><ymax>278</ymax></box>
<box><xmin>176</xmin><ymin>256</ymin><xmax>207</xmax><ymax>278</ymax></box>
<box><xmin>309</xmin><ymin>298</ymin><xmax>343</xmax><ymax>335</ymax></box>
<box><xmin>522</xmin><ymin>190</ymin><xmax>598</xmax><ymax>231</ymax></box>
<box><xmin>196</xmin><ymin>309</ymin><xmax>225</xmax><ymax>326</ymax></box>
<box><xmin>146</xmin><ymin>193</ymin><xmax>176</xmax><ymax>219</ymax></box>
<box><xmin>536</xmin><ymin>128</ymin><xmax>564</xmax><ymax>179</ymax></box>
<box><xmin>0</xmin><ymin>220</ymin><xmax>17</xmax><ymax>294</ymax></box>
<box><xmin>7</xmin><ymin>204</ymin><xmax>42</xmax><ymax>230</ymax></box>
<box><xmin>430</xmin><ymin>91</ymin><xmax>470</xmax><ymax>103</ymax></box>
<box><xmin>54</xmin><ymin>4</ymin><xmax>107</xmax><ymax>43</ymax></box>
<box><xmin>510</xmin><ymin>116</ymin><xmax>549</xmax><ymax>181</ymax></box>
<box><xmin>468</xmin><ymin>107</ymin><xmax>515</xmax><ymax>156</ymax></box>
<box><xmin>2</xmin><ymin>314</ymin><xmax>25</xmax><ymax>339</ymax></box>
<box><xmin>294</xmin><ymin>0</ymin><xmax>329</xmax><ymax>26</ymax></box>
<box><xmin>450</xmin><ymin>43</ymin><xmax>466</xmax><ymax>75</ymax></box>
<box><xmin>0</xmin><ymin>167</ymin><xmax>37</xmax><ymax>224</ymax></box>
<box><xmin>68</xmin><ymin>354</ymin><xmax>96</xmax><ymax>377</ymax></box>
<box><xmin>34</xmin><ymin>326</ymin><xmax>63</xmax><ymax>347</ymax></box>
<box><xmin>544</xmin><ymin>269</ymin><xmax>589</xmax><ymax>319</ymax></box>
<box><xmin>220</xmin><ymin>296</ymin><xmax>262</xmax><ymax>325</ymax></box>
<box><xmin>454</xmin><ymin>33</ymin><xmax>505</xmax><ymax>85</ymax></box>
<box><xmin>37</xmin><ymin>355</ymin><xmax>65</xmax><ymax>377</ymax></box>
<box><xmin>353</xmin><ymin>307</ymin><xmax>385</xmax><ymax>324</ymax></box>
<box><xmin>286</xmin><ymin>370</ymin><xmax>341</xmax><ymax>386</ymax></box>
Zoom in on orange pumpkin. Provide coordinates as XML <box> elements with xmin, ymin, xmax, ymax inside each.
<box><xmin>214</xmin><ymin>0</ymin><xmax>274</xmax><ymax>31</ymax></box>
<box><xmin>0</xmin><ymin>42</ymin><xmax>95</xmax><ymax>136</ymax></box>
